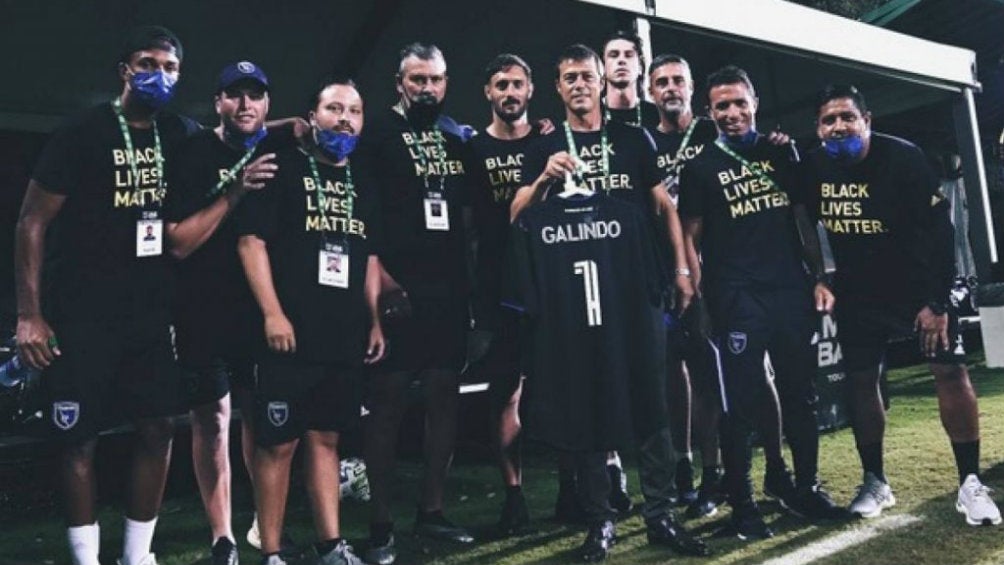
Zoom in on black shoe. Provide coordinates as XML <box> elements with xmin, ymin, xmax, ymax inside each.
<box><xmin>675</xmin><ymin>459</ymin><xmax>698</xmax><ymax>506</ymax></box>
<box><xmin>607</xmin><ymin>464</ymin><xmax>633</xmax><ymax>514</ymax></box>
<box><xmin>498</xmin><ymin>488</ymin><xmax>533</xmax><ymax>536</ymax></box>
<box><xmin>211</xmin><ymin>537</ymin><xmax>239</xmax><ymax>565</ymax></box>
<box><xmin>579</xmin><ymin>520</ymin><xmax>616</xmax><ymax>562</ymax></box>
<box><xmin>362</xmin><ymin>532</ymin><xmax>396</xmax><ymax>565</ymax></box>
<box><xmin>763</xmin><ymin>467</ymin><xmax>798</xmax><ymax>510</ymax></box>
<box><xmin>731</xmin><ymin>501</ymin><xmax>774</xmax><ymax>541</ymax></box>
<box><xmin>555</xmin><ymin>485</ymin><xmax>587</xmax><ymax>524</ymax></box>
<box><xmin>646</xmin><ymin>515</ymin><xmax>711</xmax><ymax>556</ymax></box>
<box><xmin>787</xmin><ymin>482</ymin><xmax>851</xmax><ymax>520</ymax></box>
<box><xmin>686</xmin><ymin>471</ymin><xmax>722</xmax><ymax>520</ymax></box>
<box><xmin>414</xmin><ymin>509</ymin><xmax>474</xmax><ymax>543</ymax></box>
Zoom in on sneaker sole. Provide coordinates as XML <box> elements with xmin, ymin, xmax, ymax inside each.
<box><xmin>956</xmin><ymin>500</ymin><xmax>1004</xmax><ymax>526</ymax></box>
<box><xmin>850</xmin><ymin>495</ymin><xmax>896</xmax><ymax>519</ymax></box>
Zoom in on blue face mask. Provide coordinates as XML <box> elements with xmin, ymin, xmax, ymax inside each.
<box><xmin>316</xmin><ymin>128</ymin><xmax>359</xmax><ymax>161</ymax></box>
<box><xmin>823</xmin><ymin>135</ymin><xmax>864</xmax><ymax>161</ymax></box>
<box><xmin>129</xmin><ymin>70</ymin><xmax>177</xmax><ymax>109</ymax></box>
<box><xmin>722</xmin><ymin>129</ymin><xmax>758</xmax><ymax>148</ymax></box>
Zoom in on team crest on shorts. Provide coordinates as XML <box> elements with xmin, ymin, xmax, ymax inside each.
<box><xmin>728</xmin><ymin>332</ymin><xmax>747</xmax><ymax>355</ymax></box>
<box><xmin>267</xmin><ymin>401</ymin><xmax>289</xmax><ymax>427</ymax></box>
<box><xmin>52</xmin><ymin>401</ymin><xmax>80</xmax><ymax>431</ymax></box>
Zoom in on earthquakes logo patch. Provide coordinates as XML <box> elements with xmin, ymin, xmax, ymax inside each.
<box><xmin>267</xmin><ymin>401</ymin><xmax>289</xmax><ymax>427</ymax></box>
<box><xmin>52</xmin><ymin>401</ymin><xmax>80</xmax><ymax>431</ymax></box>
<box><xmin>237</xmin><ymin>61</ymin><xmax>256</xmax><ymax>74</ymax></box>
<box><xmin>728</xmin><ymin>332</ymin><xmax>747</xmax><ymax>355</ymax></box>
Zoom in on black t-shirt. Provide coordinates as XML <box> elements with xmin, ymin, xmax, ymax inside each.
<box><xmin>236</xmin><ymin>147</ymin><xmax>380</xmax><ymax>365</ymax></box>
<box><xmin>163</xmin><ymin>129</ymin><xmax>292</xmax><ymax>333</ymax></box>
<box><xmin>604</xmin><ymin>100</ymin><xmax>661</xmax><ymax>130</ymax></box>
<box><xmin>801</xmin><ymin>133</ymin><xmax>951</xmax><ymax>305</ymax></box>
<box><xmin>467</xmin><ymin>127</ymin><xmax>545</xmax><ymax>330</ymax></box>
<box><xmin>31</xmin><ymin>102</ymin><xmax>200</xmax><ymax>322</ymax></box>
<box><xmin>650</xmin><ymin>117</ymin><xmax>720</xmax><ymax>201</ymax></box>
<box><xmin>678</xmin><ymin>135</ymin><xmax>807</xmax><ymax>292</ymax></box>
<box><xmin>520</xmin><ymin>120</ymin><xmax>664</xmax><ymax>216</ymax></box>
<box><xmin>357</xmin><ymin>108</ymin><xmax>472</xmax><ymax>302</ymax></box>
<box><xmin>505</xmin><ymin>192</ymin><xmax>667</xmax><ymax>451</ymax></box>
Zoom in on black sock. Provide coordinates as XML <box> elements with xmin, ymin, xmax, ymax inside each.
<box><xmin>951</xmin><ymin>440</ymin><xmax>980</xmax><ymax>484</ymax></box>
<box><xmin>702</xmin><ymin>465</ymin><xmax>721</xmax><ymax>484</ymax></box>
<box><xmin>370</xmin><ymin>521</ymin><xmax>393</xmax><ymax>542</ymax></box>
<box><xmin>314</xmin><ymin>538</ymin><xmax>342</xmax><ymax>555</ymax></box>
<box><xmin>506</xmin><ymin>484</ymin><xmax>523</xmax><ymax>497</ymax></box>
<box><xmin>858</xmin><ymin>442</ymin><xmax>885</xmax><ymax>483</ymax></box>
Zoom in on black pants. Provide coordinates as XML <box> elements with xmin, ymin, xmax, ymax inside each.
<box><xmin>708</xmin><ymin>286</ymin><xmax>820</xmax><ymax>504</ymax></box>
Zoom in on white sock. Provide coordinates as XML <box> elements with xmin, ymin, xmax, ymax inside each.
<box><xmin>122</xmin><ymin>516</ymin><xmax>157</xmax><ymax>565</ymax></box>
<box><xmin>67</xmin><ymin>523</ymin><xmax>100</xmax><ymax>565</ymax></box>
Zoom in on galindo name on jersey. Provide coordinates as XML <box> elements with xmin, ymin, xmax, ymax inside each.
<box><xmin>541</xmin><ymin>220</ymin><xmax>622</xmax><ymax>244</ymax></box>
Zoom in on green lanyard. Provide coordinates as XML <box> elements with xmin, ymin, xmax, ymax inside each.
<box><xmin>393</xmin><ymin>103</ymin><xmax>447</xmax><ymax>193</ymax></box>
<box><xmin>604</xmin><ymin>104</ymin><xmax>642</xmax><ymax>127</ymax></box>
<box><xmin>208</xmin><ymin>145</ymin><xmax>258</xmax><ymax>197</ymax></box>
<box><xmin>675</xmin><ymin>118</ymin><xmax>698</xmax><ymax>161</ymax></box>
<box><xmin>112</xmin><ymin>97</ymin><xmax>163</xmax><ymax>197</ymax></box>
<box><xmin>307</xmin><ymin>154</ymin><xmax>355</xmax><ymax>228</ymax></box>
<box><xmin>714</xmin><ymin>137</ymin><xmax>780</xmax><ymax>191</ymax></box>
<box><xmin>563</xmin><ymin>120</ymin><xmax>610</xmax><ymax>192</ymax></box>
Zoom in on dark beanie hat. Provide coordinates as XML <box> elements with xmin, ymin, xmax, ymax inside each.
<box><xmin>119</xmin><ymin>25</ymin><xmax>183</xmax><ymax>63</ymax></box>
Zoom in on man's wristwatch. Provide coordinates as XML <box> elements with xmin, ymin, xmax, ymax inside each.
<box><xmin>674</xmin><ymin>267</ymin><xmax>692</xmax><ymax>278</ymax></box>
<box><xmin>925</xmin><ymin>301</ymin><xmax>947</xmax><ymax>316</ymax></box>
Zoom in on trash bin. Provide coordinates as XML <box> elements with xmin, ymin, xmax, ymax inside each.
<box><xmin>978</xmin><ymin>283</ymin><xmax>1004</xmax><ymax>368</ymax></box>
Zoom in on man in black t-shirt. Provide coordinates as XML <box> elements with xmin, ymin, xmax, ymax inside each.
<box><xmin>466</xmin><ymin>53</ymin><xmax>548</xmax><ymax>537</ymax></box>
<box><xmin>14</xmin><ymin>26</ymin><xmax>196</xmax><ymax>565</ymax></box>
<box><xmin>679</xmin><ymin>66</ymin><xmax>846</xmax><ymax>540</ymax></box>
<box><xmin>357</xmin><ymin>43</ymin><xmax>473</xmax><ymax>564</ymax></box>
<box><xmin>803</xmin><ymin>85</ymin><xmax>1001</xmax><ymax>526</ymax></box>
<box><xmin>163</xmin><ymin>61</ymin><xmax>281</xmax><ymax>565</ymax></box>
<box><xmin>600</xmin><ymin>30</ymin><xmax>660</xmax><ymax>130</ymax></box>
<box><xmin>237</xmin><ymin>79</ymin><xmax>384</xmax><ymax>565</ymax></box>
<box><xmin>513</xmin><ymin>44</ymin><xmax>707</xmax><ymax>562</ymax></box>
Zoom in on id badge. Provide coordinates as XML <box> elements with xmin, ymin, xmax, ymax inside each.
<box><xmin>136</xmin><ymin>211</ymin><xmax>163</xmax><ymax>257</ymax></box>
<box><xmin>424</xmin><ymin>194</ymin><xmax>450</xmax><ymax>231</ymax></box>
<box><xmin>318</xmin><ymin>242</ymin><xmax>349</xmax><ymax>288</ymax></box>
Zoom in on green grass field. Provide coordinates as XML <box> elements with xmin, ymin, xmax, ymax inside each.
<box><xmin>3</xmin><ymin>357</ymin><xmax>1004</xmax><ymax>565</ymax></box>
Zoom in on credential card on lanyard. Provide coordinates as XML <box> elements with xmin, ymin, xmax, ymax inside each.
<box><xmin>424</xmin><ymin>191</ymin><xmax>449</xmax><ymax>231</ymax></box>
<box><xmin>136</xmin><ymin>210</ymin><xmax>163</xmax><ymax>257</ymax></box>
<box><xmin>318</xmin><ymin>242</ymin><xmax>349</xmax><ymax>288</ymax></box>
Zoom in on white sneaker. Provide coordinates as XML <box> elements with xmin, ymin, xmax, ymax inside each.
<box><xmin>117</xmin><ymin>554</ymin><xmax>158</xmax><ymax>565</ymax></box>
<box><xmin>848</xmin><ymin>472</ymin><xmax>896</xmax><ymax>518</ymax></box>
<box><xmin>247</xmin><ymin>515</ymin><xmax>262</xmax><ymax>550</ymax></box>
<box><xmin>956</xmin><ymin>474</ymin><xmax>1002</xmax><ymax>526</ymax></box>
<box><xmin>262</xmin><ymin>555</ymin><xmax>287</xmax><ymax>565</ymax></box>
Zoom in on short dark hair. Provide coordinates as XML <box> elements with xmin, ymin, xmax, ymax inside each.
<box><xmin>119</xmin><ymin>25</ymin><xmax>183</xmax><ymax>64</ymax></box>
<box><xmin>706</xmin><ymin>65</ymin><xmax>756</xmax><ymax>101</ymax></box>
<box><xmin>397</xmin><ymin>42</ymin><xmax>445</xmax><ymax>75</ymax></box>
<box><xmin>554</xmin><ymin>44</ymin><xmax>603</xmax><ymax>79</ymax></box>
<box><xmin>484</xmin><ymin>53</ymin><xmax>532</xmax><ymax>85</ymax></box>
<box><xmin>309</xmin><ymin>77</ymin><xmax>359</xmax><ymax>111</ymax></box>
<box><xmin>648</xmin><ymin>53</ymin><xmax>691</xmax><ymax>77</ymax></box>
<box><xmin>814</xmin><ymin>84</ymin><xmax>868</xmax><ymax>116</ymax></box>
<box><xmin>602</xmin><ymin>29</ymin><xmax>645</xmax><ymax>70</ymax></box>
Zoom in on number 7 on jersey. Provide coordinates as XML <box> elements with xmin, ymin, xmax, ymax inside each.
<box><xmin>573</xmin><ymin>260</ymin><xmax>603</xmax><ymax>327</ymax></box>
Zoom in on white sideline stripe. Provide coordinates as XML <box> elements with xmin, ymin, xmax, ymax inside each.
<box><xmin>757</xmin><ymin>514</ymin><xmax>921</xmax><ymax>565</ymax></box>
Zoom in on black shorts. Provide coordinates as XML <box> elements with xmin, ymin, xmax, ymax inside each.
<box><xmin>836</xmin><ymin>300</ymin><xmax>966</xmax><ymax>372</ymax></box>
<box><xmin>665</xmin><ymin>303</ymin><xmax>722</xmax><ymax>401</ymax></box>
<box><xmin>175</xmin><ymin>318</ymin><xmax>255</xmax><ymax>408</ymax></box>
<box><xmin>41</xmin><ymin>316</ymin><xmax>183</xmax><ymax>444</ymax></box>
<box><xmin>378</xmin><ymin>297</ymin><xmax>467</xmax><ymax>373</ymax></box>
<box><xmin>484</xmin><ymin>316</ymin><xmax>523</xmax><ymax>405</ymax></box>
<box><xmin>252</xmin><ymin>356</ymin><xmax>361</xmax><ymax>447</ymax></box>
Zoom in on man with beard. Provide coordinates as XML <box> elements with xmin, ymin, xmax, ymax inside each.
<box><xmin>467</xmin><ymin>53</ymin><xmax>547</xmax><ymax>536</ymax></box>
<box><xmin>15</xmin><ymin>26</ymin><xmax>198</xmax><ymax>565</ymax></box>
<box><xmin>511</xmin><ymin>44</ymin><xmax>707</xmax><ymax>562</ymax></box>
<box><xmin>601</xmin><ymin>30</ymin><xmax>660</xmax><ymax>130</ymax></box>
<box><xmin>678</xmin><ymin>66</ymin><xmax>846</xmax><ymax>541</ymax></box>
<box><xmin>802</xmin><ymin>84</ymin><xmax>1001</xmax><ymax>526</ymax></box>
<box><xmin>358</xmin><ymin>43</ymin><xmax>474</xmax><ymax>565</ymax></box>
<box><xmin>163</xmin><ymin>61</ymin><xmax>281</xmax><ymax>565</ymax></box>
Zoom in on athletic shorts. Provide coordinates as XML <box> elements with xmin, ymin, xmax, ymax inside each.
<box><xmin>252</xmin><ymin>356</ymin><xmax>362</xmax><ymax>447</ymax></box>
<box><xmin>378</xmin><ymin>297</ymin><xmax>467</xmax><ymax>373</ymax></box>
<box><xmin>483</xmin><ymin>315</ymin><xmax>523</xmax><ymax>405</ymax></box>
<box><xmin>41</xmin><ymin>315</ymin><xmax>183</xmax><ymax>444</ymax></box>
<box><xmin>836</xmin><ymin>300</ymin><xmax>966</xmax><ymax>372</ymax></box>
<box><xmin>666</xmin><ymin>300</ymin><xmax>722</xmax><ymax>401</ymax></box>
<box><xmin>175</xmin><ymin>317</ymin><xmax>256</xmax><ymax>407</ymax></box>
